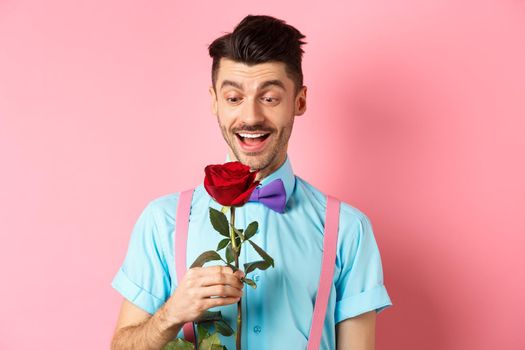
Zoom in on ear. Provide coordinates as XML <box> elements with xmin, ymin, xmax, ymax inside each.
<box><xmin>209</xmin><ymin>86</ymin><xmax>218</xmax><ymax>116</ymax></box>
<box><xmin>294</xmin><ymin>85</ymin><xmax>307</xmax><ymax>116</ymax></box>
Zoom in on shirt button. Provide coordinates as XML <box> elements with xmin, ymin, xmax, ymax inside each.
<box><xmin>253</xmin><ymin>325</ymin><xmax>262</xmax><ymax>334</ymax></box>
<box><xmin>253</xmin><ymin>275</ymin><xmax>260</xmax><ymax>282</ymax></box>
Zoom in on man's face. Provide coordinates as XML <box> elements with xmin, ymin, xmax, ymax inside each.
<box><xmin>209</xmin><ymin>58</ymin><xmax>307</xmax><ymax>178</ymax></box>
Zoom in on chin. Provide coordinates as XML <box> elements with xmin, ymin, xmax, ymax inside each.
<box><xmin>234</xmin><ymin>154</ymin><xmax>265</xmax><ymax>170</ymax></box>
<box><xmin>248</xmin><ymin>156</ymin><xmax>277</xmax><ymax>172</ymax></box>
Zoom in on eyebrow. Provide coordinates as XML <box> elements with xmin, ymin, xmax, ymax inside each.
<box><xmin>220</xmin><ymin>79</ymin><xmax>286</xmax><ymax>92</ymax></box>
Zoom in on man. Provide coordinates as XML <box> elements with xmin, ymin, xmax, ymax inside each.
<box><xmin>111</xmin><ymin>15</ymin><xmax>391</xmax><ymax>350</ymax></box>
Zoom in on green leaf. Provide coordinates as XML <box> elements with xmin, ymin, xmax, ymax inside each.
<box><xmin>199</xmin><ymin>332</ymin><xmax>222</xmax><ymax>350</ymax></box>
<box><xmin>190</xmin><ymin>250</ymin><xmax>222</xmax><ymax>269</ymax></box>
<box><xmin>242</xmin><ymin>277</ymin><xmax>257</xmax><ymax>289</ymax></box>
<box><xmin>161</xmin><ymin>338</ymin><xmax>195</xmax><ymax>350</ymax></box>
<box><xmin>231</xmin><ymin>225</ymin><xmax>245</xmax><ymax>241</ymax></box>
<box><xmin>216</xmin><ymin>238</ymin><xmax>230</xmax><ymax>251</ymax></box>
<box><xmin>196</xmin><ymin>311</ymin><xmax>223</xmax><ymax>323</ymax></box>
<box><xmin>209</xmin><ymin>207</ymin><xmax>230</xmax><ymax>237</ymax></box>
<box><xmin>248</xmin><ymin>240</ymin><xmax>274</xmax><ymax>267</ymax></box>
<box><xmin>234</xmin><ymin>235</ymin><xmax>241</xmax><ymax>253</ymax></box>
<box><xmin>244</xmin><ymin>221</ymin><xmax>258</xmax><ymax>240</ymax></box>
<box><xmin>214</xmin><ymin>319</ymin><xmax>234</xmax><ymax>336</ymax></box>
<box><xmin>197</xmin><ymin>323</ymin><xmax>211</xmax><ymax>343</ymax></box>
<box><xmin>243</xmin><ymin>260</ymin><xmax>271</xmax><ymax>274</ymax></box>
<box><xmin>225</xmin><ymin>245</ymin><xmax>234</xmax><ymax>264</ymax></box>
<box><xmin>196</xmin><ymin>322</ymin><xmax>216</xmax><ymax>348</ymax></box>
<box><xmin>211</xmin><ymin>345</ymin><xmax>227</xmax><ymax>350</ymax></box>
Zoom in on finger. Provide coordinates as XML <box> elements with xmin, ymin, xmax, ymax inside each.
<box><xmin>184</xmin><ymin>267</ymin><xmax>203</xmax><ymax>280</ymax></box>
<box><xmin>198</xmin><ymin>285</ymin><xmax>244</xmax><ymax>299</ymax></box>
<box><xmin>199</xmin><ymin>273</ymin><xmax>244</xmax><ymax>290</ymax></box>
<box><xmin>202</xmin><ymin>296</ymin><xmax>241</xmax><ymax>309</ymax></box>
<box><xmin>201</xmin><ymin>265</ymin><xmax>234</xmax><ymax>275</ymax></box>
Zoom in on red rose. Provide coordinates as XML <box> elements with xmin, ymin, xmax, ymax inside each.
<box><xmin>204</xmin><ymin>161</ymin><xmax>259</xmax><ymax>207</ymax></box>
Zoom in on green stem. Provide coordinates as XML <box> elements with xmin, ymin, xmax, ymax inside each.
<box><xmin>236</xmin><ymin>301</ymin><xmax>242</xmax><ymax>350</ymax></box>
<box><xmin>230</xmin><ymin>206</ymin><xmax>238</xmax><ymax>252</ymax></box>
<box><xmin>230</xmin><ymin>207</ymin><xmax>242</xmax><ymax>350</ymax></box>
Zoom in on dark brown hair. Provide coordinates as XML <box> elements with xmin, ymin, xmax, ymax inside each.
<box><xmin>208</xmin><ymin>15</ymin><xmax>307</xmax><ymax>95</ymax></box>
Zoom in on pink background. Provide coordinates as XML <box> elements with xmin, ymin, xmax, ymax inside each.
<box><xmin>1</xmin><ymin>1</ymin><xmax>524</xmax><ymax>349</ymax></box>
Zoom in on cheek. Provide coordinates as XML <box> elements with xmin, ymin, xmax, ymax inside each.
<box><xmin>217</xmin><ymin>104</ymin><xmax>240</xmax><ymax>122</ymax></box>
<box><xmin>274</xmin><ymin>102</ymin><xmax>295</xmax><ymax>120</ymax></box>
<box><xmin>216</xmin><ymin>110</ymin><xmax>236</xmax><ymax>127</ymax></box>
<box><xmin>271</xmin><ymin>110</ymin><xmax>295</xmax><ymax>130</ymax></box>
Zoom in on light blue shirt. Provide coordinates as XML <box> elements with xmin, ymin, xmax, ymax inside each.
<box><xmin>111</xmin><ymin>156</ymin><xmax>392</xmax><ymax>349</ymax></box>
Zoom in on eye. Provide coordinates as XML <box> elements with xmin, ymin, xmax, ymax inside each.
<box><xmin>226</xmin><ymin>96</ymin><xmax>242</xmax><ymax>104</ymax></box>
<box><xmin>261</xmin><ymin>96</ymin><xmax>279</xmax><ymax>104</ymax></box>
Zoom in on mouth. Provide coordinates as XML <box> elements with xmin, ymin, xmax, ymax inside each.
<box><xmin>235</xmin><ymin>132</ymin><xmax>272</xmax><ymax>153</ymax></box>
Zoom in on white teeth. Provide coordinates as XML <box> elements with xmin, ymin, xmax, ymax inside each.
<box><xmin>238</xmin><ymin>133</ymin><xmax>266</xmax><ymax>138</ymax></box>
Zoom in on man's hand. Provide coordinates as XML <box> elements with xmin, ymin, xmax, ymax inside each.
<box><xmin>111</xmin><ymin>265</ymin><xmax>244</xmax><ymax>350</ymax></box>
<box><xmin>163</xmin><ymin>265</ymin><xmax>245</xmax><ymax>326</ymax></box>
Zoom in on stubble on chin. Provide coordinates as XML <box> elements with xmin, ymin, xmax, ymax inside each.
<box><xmin>231</xmin><ymin>133</ymin><xmax>288</xmax><ymax>180</ymax></box>
<box><xmin>218</xmin><ymin>123</ymin><xmax>267</xmax><ymax>169</ymax></box>
<box><xmin>227</xmin><ymin>139</ymin><xmax>272</xmax><ymax>171</ymax></box>
<box><xmin>217</xmin><ymin>116</ymin><xmax>293</xmax><ymax>176</ymax></box>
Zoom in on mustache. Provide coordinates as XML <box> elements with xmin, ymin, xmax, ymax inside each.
<box><xmin>232</xmin><ymin>124</ymin><xmax>275</xmax><ymax>133</ymax></box>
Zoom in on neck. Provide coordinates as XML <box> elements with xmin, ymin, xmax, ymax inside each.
<box><xmin>227</xmin><ymin>150</ymin><xmax>286</xmax><ymax>182</ymax></box>
<box><xmin>254</xmin><ymin>157</ymin><xmax>285</xmax><ymax>181</ymax></box>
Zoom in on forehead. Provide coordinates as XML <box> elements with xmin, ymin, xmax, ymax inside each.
<box><xmin>216</xmin><ymin>58</ymin><xmax>293</xmax><ymax>92</ymax></box>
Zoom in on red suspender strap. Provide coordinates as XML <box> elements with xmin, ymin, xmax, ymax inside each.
<box><xmin>307</xmin><ymin>195</ymin><xmax>341</xmax><ymax>350</ymax></box>
<box><xmin>175</xmin><ymin>189</ymin><xmax>197</xmax><ymax>344</ymax></box>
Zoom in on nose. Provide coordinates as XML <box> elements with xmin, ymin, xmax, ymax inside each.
<box><xmin>239</xmin><ymin>97</ymin><xmax>265</xmax><ymax>125</ymax></box>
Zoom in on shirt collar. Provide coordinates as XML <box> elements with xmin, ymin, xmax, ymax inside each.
<box><xmin>225</xmin><ymin>154</ymin><xmax>296</xmax><ymax>207</ymax></box>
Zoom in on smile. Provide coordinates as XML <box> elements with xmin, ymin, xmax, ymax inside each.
<box><xmin>237</xmin><ymin>132</ymin><xmax>270</xmax><ymax>139</ymax></box>
<box><xmin>235</xmin><ymin>132</ymin><xmax>271</xmax><ymax>152</ymax></box>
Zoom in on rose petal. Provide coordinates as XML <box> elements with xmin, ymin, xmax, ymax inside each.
<box><xmin>203</xmin><ymin>161</ymin><xmax>259</xmax><ymax>206</ymax></box>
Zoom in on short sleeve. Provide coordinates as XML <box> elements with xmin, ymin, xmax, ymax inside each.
<box><xmin>111</xmin><ymin>202</ymin><xmax>171</xmax><ymax>315</ymax></box>
<box><xmin>334</xmin><ymin>207</ymin><xmax>392</xmax><ymax>323</ymax></box>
